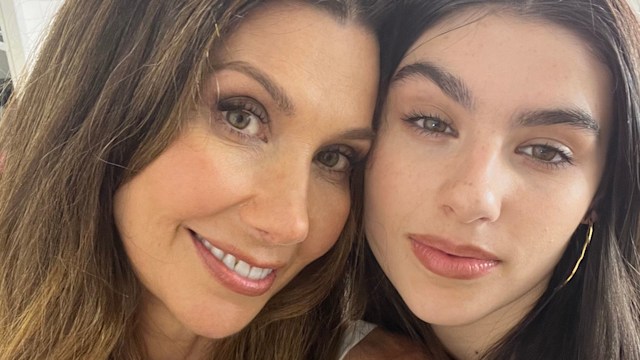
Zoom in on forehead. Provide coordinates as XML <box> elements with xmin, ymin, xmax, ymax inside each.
<box><xmin>397</xmin><ymin>10</ymin><xmax>613</xmax><ymax>131</ymax></box>
<box><xmin>213</xmin><ymin>1</ymin><xmax>378</xmax><ymax>127</ymax></box>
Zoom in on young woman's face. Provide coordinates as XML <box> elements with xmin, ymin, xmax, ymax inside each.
<box><xmin>365</xmin><ymin>12</ymin><xmax>612</xmax><ymax>345</ymax></box>
<box><xmin>114</xmin><ymin>2</ymin><xmax>378</xmax><ymax>342</ymax></box>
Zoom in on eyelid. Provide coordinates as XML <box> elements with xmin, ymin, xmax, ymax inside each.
<box><xmin>318</xmin><ymin>145</ymin><xmax>356</xmax><ymax>169</ymax></box>
<box><xmin>217</xmin><ymin>97</ymin><xmax>269</xmax><ymax>123</ymax></box>
<box><xmin>516</xmin><ymin>142</ymin><xmax>575</xmax><ymax>170</ymax></box>
<box><xmin>214</xmin><ymin>96</ymin><xmax>270</xmax><ymax>143</ymax></box>
<box><xmin>402</xmin><ymin>111</ymin><xmax>458</xmax><ymax>137</ymax></box>
<box><xmin>315</xmin><ymin>144</ymin><xmax>367</xmax><ymax>183</ymax></box>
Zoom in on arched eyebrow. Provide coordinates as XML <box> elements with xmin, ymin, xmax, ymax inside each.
<box><xmin>392</xmin><ymin>60</ymin><xmax>600</xmax><ymax>134</ymax></box>
<box><xmin>392</xmin><ymin>61</ymin><xmax>474</xmax><ymax>111</ymax></box>
<box><xmin>219</xmin><ymin>61</ymin><xmax>295</xmax><ymax>114</ymax></box>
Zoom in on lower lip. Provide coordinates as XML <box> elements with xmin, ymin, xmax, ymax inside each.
<box><xmin>192</xmin><ymin>235</ymin><xmax>276</xmax><ymax>297</ymax></box>
<box><xmin>411</xmin><ymin>240</ymin><xmax>498</xmax><ymax>280</ymax></box>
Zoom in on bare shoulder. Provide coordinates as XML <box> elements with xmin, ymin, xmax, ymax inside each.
<box><xmin>344</xmin><ymin>327</ymin><xmax>427</xmax><ymax>360</ymax></box>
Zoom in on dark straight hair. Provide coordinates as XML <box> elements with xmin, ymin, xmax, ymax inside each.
<box><xmin>362</xmin><ymin>0</ymin><xmax>640</xmax><ymax>359</ymax></box>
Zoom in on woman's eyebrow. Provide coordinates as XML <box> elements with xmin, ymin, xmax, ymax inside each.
<box><xmin>516</xmin><ymin>109</ymin><xmax>600</xmax><ymax>134</ymax></box>
<box><xmin>391</xmin><ymin>61</ymin><xmax>601</xmax><ymax>135</ymax></box>
<box><xmin>338</xmin><ymin>127</ymin><xmax>376</xmax><ymax>141</ymax></box>
<box><xmin>219</xmin><ymin>61</ymin><xmax>295</xmax><ymax>114</ymax></box>
<box><xmin>392</xmin><ymin>61</ymin><xmax>474</xmax><ymax>111</ymax></box>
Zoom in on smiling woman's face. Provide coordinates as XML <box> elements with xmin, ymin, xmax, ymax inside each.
<box><xmin>113</xmin><ymin>1</ymin><xmax>378</xmax><ymax>342</ymax></box>
<box><xmin>365</xmin><ymin>10</ymin><xmax>612</xmax><ymax>348</ymax></box>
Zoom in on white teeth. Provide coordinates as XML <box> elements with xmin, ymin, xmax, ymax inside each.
<box><xmin>211</xmin><ymin>247</ymin><xmax>224</xmax><ymax>260</ymax></box>
<box><xmin>234</xmin><ymin>260</ymin><xmax>251</xmax><ymax>278</ymax></box>
<box><xmin>197</xmin><ymin>235</ymin><xmax>273</xmax><ymax>281</ymax></box>
<box><xmin>248</xmin><ymin>266</ymin><xmax>264</xmax><ymax>280</ymax></box>
<box><xmin>202</xmin><ymin>240</ymin><xmax>213</xmax><ymax>251</ymax></box>
<box><xmin>222</xmin><ymin>254</ymin><xmax>237</xmax><ymax>269</ymax></box>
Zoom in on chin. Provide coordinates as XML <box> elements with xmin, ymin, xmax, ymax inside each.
<box><xmin>177</xmin><ymin>301</ymin><xmax>266</xmax><ymax>340</ymax></box>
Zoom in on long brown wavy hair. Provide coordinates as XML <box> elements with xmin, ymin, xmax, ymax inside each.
<box><xmin>360</xmin><ymin>0</ymin><xmax>640</xmax><ymax>359</ymax></box>
<box><xmin>0</xmin><ymin>0</ymin><xmax>380</xmax><ymax>358</ymax></box>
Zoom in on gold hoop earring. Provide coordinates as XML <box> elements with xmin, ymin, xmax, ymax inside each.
<box><xmin>563</xmin><ymin>223</ymin><xmax>594</xmax><ymax>286</ymax></box>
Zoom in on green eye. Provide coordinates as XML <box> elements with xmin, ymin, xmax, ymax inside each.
<box><xmin>317</xmin><ymin>151</ymin><xmax>341</xmax><ymax>168</ymax></box>
<box><xmin>217</xmin><ymin>97</ymin><xmax>268</xmax><ymax>140</ymax></box>
<box><xmin>403</xmin><ymin>113</ymin><xmax>457</xmax><ymax>137</ymax></box>
<box><xmin>315</xmin><ymin>148</ymin><xmax>353</xmax><ymax>173</ymax></box>
<box><xmin>226</xmin><ymin>110</ymin><xmax>255</xmax><ymax>130</ymax></box>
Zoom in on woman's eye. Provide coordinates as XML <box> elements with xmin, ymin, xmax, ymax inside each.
<box><xmin>518</xmin><ymin>144</ymin><xmax>574</xmax><ymax>166</ymax></box>
<box><xmin>315</xmin><ymin>149</ymin><xmax>353</xmax><ymax>172</ymax></box>
<box><xmin>419</xmin><ymin>117</ymin><xmax>450</xmax><ymax>133</ymax></box>
<box><xmin>216</xmin><ymin>97</ymin><xmax>268</xmax><ymax>141</ymax></box>
<box><xmin>223</xmin><ymin>109</ymin><xmax>261</xmax><ymax>136</ymax></box>
<box><xmin>404</xmin><ymin>113</ymin><xmax>457</xmax><ymax>137</ymax></box>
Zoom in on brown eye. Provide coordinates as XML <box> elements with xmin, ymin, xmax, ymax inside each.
<box><xmin>517</xmin><ymin>142</ymin><xmax>574</xmax><ymax>169</ymax></box>
<box><xmin>531</xmin><ymin>145</ymin><xmax>559</xmax><ymax>162</ymax></box>
<box><xmin>423</xmin><ymin>118</ymin><xmax>449</xmax><ymax>132</ymax></box>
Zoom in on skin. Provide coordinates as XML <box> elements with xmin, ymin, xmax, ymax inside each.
<box><xmin>364</xmin><ymin>11</ymin><xmax>612</xmax><ymax>359</ymax></box>
<box><xmin>113</xmin><ymin>2</ymin><xmax>379</xmax><ymax>358</ymax></box>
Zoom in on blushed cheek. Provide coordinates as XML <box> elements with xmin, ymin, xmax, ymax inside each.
<box><xmin>511</xmin><ymin>189</ymin><xmax>591</xmax><ymax>274</ymax></box>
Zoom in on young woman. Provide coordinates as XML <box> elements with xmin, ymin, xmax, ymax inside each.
<box><xmin>350</xmin><ymin>0</ymin><xmax>640</xmax><ymax>358</ymax></box>
<box><xmin>0</xmin><ymin>0</ymin><xmax>382</xmax><ymax>359</ymax></box>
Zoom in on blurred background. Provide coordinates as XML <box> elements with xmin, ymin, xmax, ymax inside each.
<box><xmin>1</xmin><ymin>0</ymin><xmax>62</xmax><ymax>115</ymax></box>
<box><xmin>1</xmin><ymin>0</ymin><xmax>639</xmax><ymax>115</ymax></box>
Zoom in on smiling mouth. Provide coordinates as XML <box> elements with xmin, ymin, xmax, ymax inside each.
<box><xmin>192</xmin><ymin>231</ymin><xmax>274</xmax><ymax>281</ymax></box>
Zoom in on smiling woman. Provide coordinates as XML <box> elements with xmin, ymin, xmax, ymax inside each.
<box><xmin>0</xmin><ymin>0</ymin><xmax>381</xmax><ymax>359</ymax></box>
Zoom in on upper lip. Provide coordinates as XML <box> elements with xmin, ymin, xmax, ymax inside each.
<box><xmin>409</xmin><ymin>233</ymin><xmax>499</xmax><ymax>261</ymax></box>
<box><xmin>188</xmin><ymin>228</ymin><xmax>287</xmax><ymax>269</ymax></box>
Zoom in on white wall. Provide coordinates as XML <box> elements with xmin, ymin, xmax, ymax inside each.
<box><xmin>0</xmin><ymin>50</ymin><xmax>9</xmax><ymax>78</ymax></box>
<box><xmin>12</xmin><ymin>0</ymin><xmax>61</xmax><ymax>59</ymax></box>
<box><xmin>0</xmin><ymin>0</ymin><xmax>62</xmax><ymax>79</ymax></box>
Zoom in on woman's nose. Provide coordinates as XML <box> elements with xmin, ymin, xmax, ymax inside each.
<box><xmin>240</xmin><ymin>156</ymin><xmax>311</xmax><ymax>246</ymax></box>
<box><xmin>437</xmin><ymin>145</ymin><xmax>504</xmax><ymax>224</ymax></box>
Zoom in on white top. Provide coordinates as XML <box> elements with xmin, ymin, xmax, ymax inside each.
<box><xmin>338</xmin><ymin>320</ymin><xmax>377</xmax><ymax>360</ymax></box>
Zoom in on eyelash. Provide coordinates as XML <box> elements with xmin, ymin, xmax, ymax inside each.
<box><xmin>516</xmin><ymin>143</ymin><xmax>574</xmax><ymax>169</ymax></box>
<box><xmin>402</xmin><ymin>111</ymin><xmax>458</xmax><ymax>137</ymax></box>
<box><xmin>401</xmin><ymin>111</ymin><xmax>575</xmax><ymax>170</ymax></box>
<box><xmin>216</xmin><ymin>97</ymin><xmax>363</xmax><ymax>179</ymax></box>
<box><xmin>217</xmin><ymin>97</ymin><xmax>269</xmax><ymax>142</ymax></box>
<box><xmin>314</xmin><ymin>145</ymin><xmax>364</xmax><ymax>180</ymax></box>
